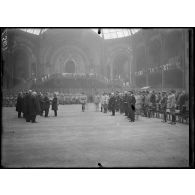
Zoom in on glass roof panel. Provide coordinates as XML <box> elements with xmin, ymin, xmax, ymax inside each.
<box><xmin>92</xmin><ymin>28</ymin><xmax>140</xmax><ymax>39</ymax></box>
<box><xmin>20</xmin><ymin>28</ymin><xmax>140</xmax><ymax>39</ymax></box>
<box><xmin>20</xmin><ymin>28</ymin><xmax>47</xmax><ymax>35</ymax></box>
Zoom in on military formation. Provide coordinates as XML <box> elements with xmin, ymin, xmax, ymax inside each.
<box><xmin>96</xmin><ymin>91</ymin><xmax>136</xmax><ymax>122</ymax></box>
<box><xmin>95</xmin><ymin>89</ymin><xmax>189</xmax><ymax>124</ymax></box>
<box><xmin>15</xmin><ymin>90</ymin><xmax>58</xmax><ymax>123</ymax></box>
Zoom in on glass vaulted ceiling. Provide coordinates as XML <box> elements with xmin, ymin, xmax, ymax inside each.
<box><xmin>92</xmin><ymin>29</ymin><xmax>140</xmax><ymax>39</ymax></box>
<box><xmin>20</xmin><ymin>28</ymin><xmax>140</xmax><ymax>39</ymax></box>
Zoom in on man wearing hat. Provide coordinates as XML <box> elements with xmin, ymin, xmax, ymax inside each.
<box><xmin>108</xmin><ymin>92</ymin><xmax>116</xmax><ymax>116</ymax></box>
<box><xmin>123</xmin><ymin>91</ymin><xmax>128</xmax><ymax>116</ymax></box>
<box><xmin>43</xmin><ymin>92</ymin><xmax>50</xmax><ymax>117</ymax></box>
<box><xmin>168</xmin><ymin>90</ymin><xmax>176</xmax><ymax>125</ymax></box>
<box><xmin>128</xmin><ymin>91</ymin><xmax>136</xmax><ymax>122</ymax></box>
<box><xmin>29</xmin><ymin>91</ymin><xmax>41</xmax><ymax>123</ymax></box>
<box><xmin>115</xmin><ymin>91</ymin><xmax>120</xmax><ymax>113</ymax></box>
<box><xmin>23</xmin><ymin>90</ymin><xmax>32</xmax><ymax>122</ymax></box>
<box><xmin>16</xmin><ymin>92</ymin><xmax>23</xmax><ymax>118</ymax></box>
<box><xmin>52</xmin><ymin>93</ymin><xmax>58</xmax><ymax>116</ymax></box>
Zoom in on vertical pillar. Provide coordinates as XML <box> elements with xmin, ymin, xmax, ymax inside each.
<box><xmin>160</xmin><ymin>33</ymin><xmax>165</xmax><ymax>90</ymax></box>
<box><xmin>184</xmin><ymin>30</ymin><xmax>189</xmax><ymax>93</ymax></box>
<box><xmin>144</xmin><ymin>43</ymin><xmax>149</xmax><ymax>86</ymax></box>
<box><xmin>110</xmin><ymin>59</ymin><xmax>113</xmax><ymax>80</ymax></box>
<box><xmin>132</xmin><ymin>50</ymin><xmax>136</xmax><ymax>87</ymax></box>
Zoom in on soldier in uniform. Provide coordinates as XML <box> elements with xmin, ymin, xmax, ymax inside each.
<box><xmin>135</xmin><ymin>91</ymin><xmax>142</xmax><ymax>120</ymax></box>
<box><xmin>80</xmin><ymin>93</ymin><xmax>87</xmax><ymax>112</ymax></box>
<box><xmin>94</xmin><ymin>93</ymin><xmax>100</xmax><ymax>111</ymax></box>
<box><xmin>155</xmin><ymin>92</ymin><xmax>161</xmax><ymax>118</ymax></box>
<box><xmin>150</xmin><ymin>90</ymin><xmax>156</xmax><ymax>118</ymax></box>
<box><xmin>43</xmin><ymin>93</ymin><xmax>50</xmax><ymax>117</ymax></box>
<box><xmin>100</xmin><ymin>93</ymin><xmax>104</xmax><ymax>112</ymax></box>
<box><xmin>160</xmin><ymin>91</ymin><xmax>167</xmax><ymax>122</ymax></box>
<box><xmin>108</xmin><ymin>92</ymin><xmax>116</xmax><ymax>116</ymax></box>
<box><xmin>103</xmin><ymin>93</ymin><xmax>109</xmax><ymax>113</ymax></box>
<box><xmin>168</xmin><ymin>90</ymin><xmax>176</xmax><ymax>125</ymax></box>
<box><xmin>52</xmin><ymin>93</ymin><xmax>58</xmax><ymax>116</ymax></box>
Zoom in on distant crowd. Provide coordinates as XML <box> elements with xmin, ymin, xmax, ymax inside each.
<box><xmin>93</xmin><ymin>89</ymin><xmax>189</xmax><ymax>124</ymax></box>
<box><xmin>3</xmin><ymin>88</ymin><xmax>189</xmax><ymax>124</ymax></box>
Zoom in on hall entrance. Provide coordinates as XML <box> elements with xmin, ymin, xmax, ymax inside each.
<box><xmin>64</xmin><ymin>60</ymin><xmax>76</xmax><ymax>73</ymax></box>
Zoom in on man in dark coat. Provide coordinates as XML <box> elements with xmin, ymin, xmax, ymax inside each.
<box><xmin>16</xmin><ymin>92</ymin><xmax>23</xmax><ymax>118</ymax></box>
<box><xmin>108</xmin><ymin>93</ymin><xmax>116</xmax><ymax>116</ymax></box>
<box><xmin>38</xmin><ymin>92</ymin><xmax>44</xmax><ymax>116</ymax></box>
<box><xmin>23</xmin><ymin>90</ymin><xmax>32</xmax><ymax>122</ymax></box>
<box><xmin>43</xmin><ymin>93</ymin><xmax>50</xmax><ymax>117</ymax></box>
<box><xmin>128</xmin><ymin>91</ymin><xmax>136</xmax><ymax>122</ymax></box>
<box><xmin>52</xmin><ymin>93</ymin><xmax>58</xmax><ymax>116</ymax></box>
<box><xmin>123</xmin><ymin>91</ymin><xmax>128</xmax><ymax>116</ymax></box>
<box><xmin>160</xmin><ymin>91</ymin><xmax>167</xmax><ymax>122</ymax></box>
<box><xmin>29</xmin><ymin>92</ymin><xmax>41</xmax><ymax>123</ymax></box>
<box><xmin>119</xmin><ymin>93</ymin><xmax>124</xmax><ymax>114</ymax></box>
<box><xmin>115</xmin><ymin>92</ymin><xmax>120</xmax><ymax>112</ymax></box>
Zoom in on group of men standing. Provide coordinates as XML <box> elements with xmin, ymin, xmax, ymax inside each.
<box><xmin>16</xmin><ymin>90</ymin><xmax>58</xmax><ymax>123</ymax></box>
<box><xmin>93</xmin><ymin>91</ymin><xmax>136</xmax><ymax>122</ymax></box>
<box><xmin>107</xmin><ymin>91</ymin><xmax>136</xmax><ymax>122</ymax></box>
<box><xmin>95</xmin><ymin>89</ymin><xmax>188</xmax><ymax>124</ymax></box>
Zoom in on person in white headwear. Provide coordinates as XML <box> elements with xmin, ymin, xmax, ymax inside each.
<box><xmin>94</xmin><ymin>93</ymin><xmax>100</xmax><ymax>111</ymax></box>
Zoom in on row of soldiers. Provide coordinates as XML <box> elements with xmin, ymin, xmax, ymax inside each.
<box><xmin>16</xmin><ymin>90</ymin><xmax>58</xmax><ymax>123</ymax></box>
<box><xmin>96</xmin><ymin>89</ymin><xmax>189</xmax><ymax>124</ymax></box>
<box><xmin>94</xmin><ymin>91</ymin><xmax>136</xmax><ymax>122</ymax></box>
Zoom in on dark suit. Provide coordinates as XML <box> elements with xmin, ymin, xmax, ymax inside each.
<box><xmin>43</xmin><ymin>96</ymin><xmax>50</xmax><ymax>117</ymax></box>
<box><xmin>108</xmin><ymin>96</ymin><xmax>116</xmax><ymax>116</ymax></box>
<box><xmin>23</xmin><ymin>93</ymin><xmax>31</xmax><ymax>122</ymax></box>
<box><xmin>16</xmin><ymin>95</ymin><xmax>23</xmax><ymax>118</ymax></box>
<box><xmin>128</xmin><ymin>95</ymin><xmax>136</xmax><ymax>122</ymax></box>
<box><xmin>29</xmin><ymin>95</ymin><xmax>41</xmax><ymax>122</ymax></box>
<box><xmin>52</xmin><ymin>97</ymin><xmax>58</xmax><ymax>116</ymax></box>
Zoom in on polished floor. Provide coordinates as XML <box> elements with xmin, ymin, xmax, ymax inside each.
<box><xmin>2</xmin><ymin>104</ymin><xmax>189</xmax><ymax>167</ymax></box>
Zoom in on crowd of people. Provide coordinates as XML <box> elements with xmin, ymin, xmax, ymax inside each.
<box><xmin>94</xmin><ymin>89</ymin><xmax>189</xmax><ymax>124</ymax></box>
<box><xmin>15</xmin><ymin>90</ymin><xmax>58</xmax><ymax>123</ymax></box>
<box><xmin>3</xmin><ymin>89</ymin><xmax>91</xmax><ymax>106</ymax></box>
<box><xmin>4</xmin><ymin>88</ymin><xmax>189</xmax><ymax>124</ymax></box>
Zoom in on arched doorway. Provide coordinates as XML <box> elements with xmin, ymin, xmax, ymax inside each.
<box><xmin>12</xmin><ymin>48</ymin><xmax>30</xmax><ymax>86</ymax></box>
<box><xmin>113</xmin><ymin>53</ymin><xmax>130</xmax><ymax>82</ymax></box>
<box><xmin>64</xmin><ymin>60</ymin><xmax>76</xmax><ymax>73</ymax></box>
